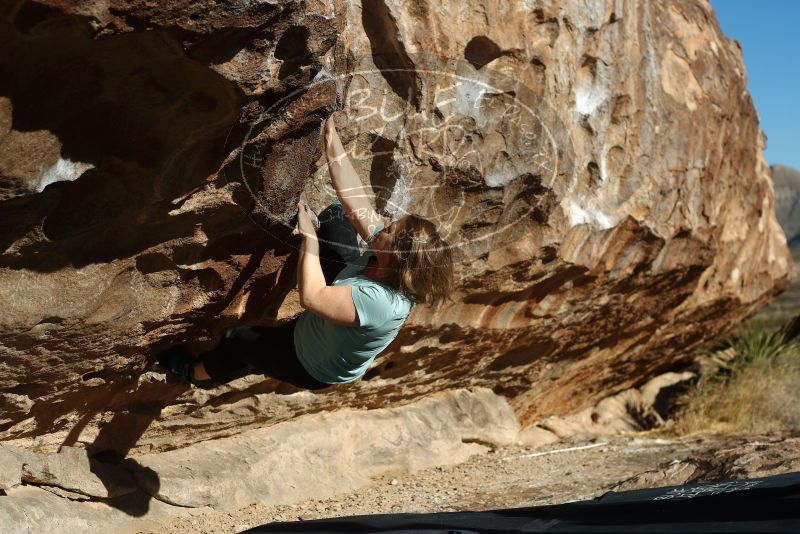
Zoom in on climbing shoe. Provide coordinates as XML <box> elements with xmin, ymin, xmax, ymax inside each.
<box><xmin>156</xmin><ymin>346</ymin><xmax>216</xmax><ymax>390</ymax></box>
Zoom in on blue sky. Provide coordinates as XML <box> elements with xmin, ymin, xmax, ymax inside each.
<box><xmin>711</xmin><ymin>1</ymin><xmax>799</xmax><ymax>169</ymax></box>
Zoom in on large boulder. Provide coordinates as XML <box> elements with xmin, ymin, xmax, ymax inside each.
<box><xmin>0</xmin><ymin>0</ymin><xmax>793</xmax><ymax>455</ymax></box>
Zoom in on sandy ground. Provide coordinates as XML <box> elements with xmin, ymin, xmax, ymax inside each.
<box><xmin>141</xmin><ymin>433</ymin><xmax>798</xmax><ymax>534</ymax></box>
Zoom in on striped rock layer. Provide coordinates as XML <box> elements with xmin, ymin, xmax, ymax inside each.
<box><xmin>0</xmin><ymin>0</ymin><xmax>792</xmax><ymax>454</ymax></box>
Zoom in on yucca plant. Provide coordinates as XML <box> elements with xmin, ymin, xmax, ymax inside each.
<box><xmin>726</xmin><ymin>325</ymin><xmax>792</xmax><ymax>368</ymax></box>
<box><xmin>670</xmin><ymin>317</ymin><xmax>800</xmax><ymax>436</ymax></box>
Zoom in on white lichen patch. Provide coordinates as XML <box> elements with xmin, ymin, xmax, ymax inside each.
<box><xmin>483</xmin><ymin>151</ymin><xmax>519</xmax><ymax>188</ymax></box>
<box><xmin>454</xmin><ymin>78</ymin><xmax>488</xmax><ymax>122</ymax></box>
<box><xmin>384</xmin><ymin>172</ymin><xmax>412</xmax><ymax>220</ymax></box>
<box><xmin>567</xmin><ymin>198</ymin><xmax>616</xmax><ymax>229</ymax></box>
<box><xmin>36</xmin><ymin>157</ymin><xmax>94</xmax><ymax>192</ymax></box>
<box><xmin>484</xmin><ymin>167</ymin><xmax>517</xmax><ymax>188</ymax></box>
<box><xmin>599</xmin><ymin>151</ymin><xmax>609</xmax><ymax>185</ymax></box>
<box><xmin>574</xmin><ymin>60</ymin><xmax>611</xmax><ymax>116</ymax></box>
<box><xmin>730</xmin><ymin>267</ymin><xmax>741</xmax><ymax>285</ymax></box>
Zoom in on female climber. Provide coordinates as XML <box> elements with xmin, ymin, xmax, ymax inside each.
<box><xmin>156</xmin><ymin>117</ymin><xmax>454</xmax><ymax>389</ymax></box>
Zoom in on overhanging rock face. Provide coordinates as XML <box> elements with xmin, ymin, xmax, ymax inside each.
<box><xmin>0</xmin><ymin>0</ymin><xmax>793</xmax><ymax>454</ymax></box>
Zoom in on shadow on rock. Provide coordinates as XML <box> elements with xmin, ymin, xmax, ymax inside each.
<box><xmin>58</xmin><ymin>382</ymin><xmax>184</xmax><ymax>516</ymax></box>
<box><xmin>0</xmin><ymin>7</ymin><xmax>247</xmax><ymax>271</ymax></box>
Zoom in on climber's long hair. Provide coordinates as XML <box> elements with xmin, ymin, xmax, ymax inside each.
<box><xmin>383</xmin><ymin>214</ymin><xmax>455</xmax><ymax>306</ymax></box>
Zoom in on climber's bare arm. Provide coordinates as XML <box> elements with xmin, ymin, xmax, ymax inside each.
<box><xmin>324</xmin><ymin>118</ymin><xmax>388</xmax><ymax>241</ymax></box>
<box><xmin>296</xmin><ymin>200</ymin><xmax>359</xmax><ymax>326</ymax></box>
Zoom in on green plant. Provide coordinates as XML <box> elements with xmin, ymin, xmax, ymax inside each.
<box><xmin>725</xmin><ymin>326</ymin><xmax>789</xmax><ymax>367</ymax></box>
<box><xmin>669</xmin><ymin>320</ymin><xmax>800</xmax><ymax>436</ymax></box>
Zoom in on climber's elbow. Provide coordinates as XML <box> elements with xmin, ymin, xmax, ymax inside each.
<box><xmin>298</xmin><ymin>287</ymin><xmax>316</xmax><ymax>310</ymax></box>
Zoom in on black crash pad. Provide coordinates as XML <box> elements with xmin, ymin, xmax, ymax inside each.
<box><xmin>243</xmin><ymin>471</ymin><xmax>800</xmax><ymax>533</ymax></box>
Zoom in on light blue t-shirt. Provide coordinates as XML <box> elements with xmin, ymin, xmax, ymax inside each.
<box><xmin>294</xmin><ymin>224</ymin><xmax>416</xmax><ymax>384</ymax></box>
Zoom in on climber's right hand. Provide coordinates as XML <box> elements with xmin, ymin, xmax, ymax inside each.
<box><xmin>324</xmin><ymin>116</ymin><xmax>337</xmax><ymax>146</ymax></box>
<box><xmin>296</xmin><ymin>199</ymin><xmax>318</xmax><ymax>239</ymax></box>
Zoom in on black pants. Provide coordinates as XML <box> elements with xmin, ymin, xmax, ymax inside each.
<box><xmin>200</xmin><ymin>202</ymin><xmax>362</xmax><ymax>388</ymax></box>
<box><xmin>200</xmin><ymin>317</ymin><xmax>329</xmax><ymax>389</ymax></box>
<box><xmin>316</xmin><ymin>201</ymin><xmax>362</xmax><ymax>285</ymax></box>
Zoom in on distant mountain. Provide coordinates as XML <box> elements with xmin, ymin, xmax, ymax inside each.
<box><xmin>771</xmin><ymin>165</ymin><xmax>800</xmax><ymax>247</ymax></box>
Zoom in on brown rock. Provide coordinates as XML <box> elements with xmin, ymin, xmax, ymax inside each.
<box><xmin>612</xmin><ymin>436</ymin><xmax>800</xmax><ymax>493</ymax></box>
<box><xmin>0</xmin><ymin>443</ymin><xmax>27</xmax><ymax>491</ymax></box>
<box><xmin>0</xmin><ymin>393</ymin><xmax>34</xmax><ymax>426</ymax></box>
<box><xmin>133</xmin><ymin>388</ymin><xmax>518</xmax><ymax>510</ymax></box>
<box><xmin>532</xmin><ymin>370</ymin><xmax>695</xmax><ymax>439</ymax></box>
<box><xmin>611</xmin><ymin>459</ymin><xmax>702</xmax><ymax>493</ymax></box>
<box><xmin>0</xmin><ymin>0</ymin><xmax>793</xmax><ymax>457</ymax></box>
<box><xmin>515</xmin><ymin>426</ymin><xmax>560</xmax><ymax>448</ymax></box>
<box><xmin>1</xmin><ymin>433</ymin><xmax>797</xmax><ymax>533</ymax></box>
<box><xmin>20</xmin><ymin>446</ymin><xmax>138</xmax><ymax>499</ymax></box>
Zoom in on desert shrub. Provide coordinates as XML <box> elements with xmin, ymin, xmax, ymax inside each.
<box><xmin>727</xmin><ymin>326</ymin><xmax>791</xmax><ymax>366</ymax></box>
<box><xmin>672</xmin><ymin>321</ymin><xmax>800</xmax><ymax>436</ymax></box>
